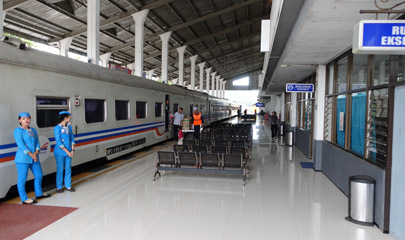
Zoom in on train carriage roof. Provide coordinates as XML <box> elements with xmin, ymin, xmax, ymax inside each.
<box><xmin>0</xmin><ymin>42</ymin><xmax>223</xmax><ymax>99</ymax></box>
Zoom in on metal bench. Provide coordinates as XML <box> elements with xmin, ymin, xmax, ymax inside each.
<box><xmin>153</xmin><ymin>151</ymin><xmax>247</xmax><ymax>186</ymax></box>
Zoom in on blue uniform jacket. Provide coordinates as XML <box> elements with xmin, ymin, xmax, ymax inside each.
<box><xmin>13</xmin><ymin>127</ymin><xmax>40</xmax><ymax>164</ymax></box>
<box><xmin>53</xmin><ymin>124</ymin><xmax>75</xmax><ymax>156</ymax></box>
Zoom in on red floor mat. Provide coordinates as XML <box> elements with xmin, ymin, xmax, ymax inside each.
<box><xmin>0</xmin><ymin>203</ymin><xmax>77</xmax><ymax>240</ymax></box>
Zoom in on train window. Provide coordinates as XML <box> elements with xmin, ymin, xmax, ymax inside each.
<box><xmin>155</xmin><ymin>102</ymin><xmax>162</xmax><ymax>117</ymax></box>
<box><xmin>115</xmin><ymin>100</ymin><xmax>129</xmax><ymax>121</ymax></box>
<box><xmin>85</xmin><ymin>99</ymin><xmax>105</xmax><ymax>124</ymax></box>
<box><xmin>36</xmin><ymin>97</ymin><xmax>69</xmax><ymax>128</ymax></box>
<box><xmin>136</xmin><ymin>101</ymin><xmax>146</xmax><ymax>119</ymax></box>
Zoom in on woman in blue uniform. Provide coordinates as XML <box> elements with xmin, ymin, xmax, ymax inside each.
<box><xmin>54</xmin><ymin>111</ymin><xmax>76</xmax><ymax>193</ymax></box>
<box><xmin>13</xmin><ymin>112</ymin><xmax>51</xmax><ymax>204</ymax></box>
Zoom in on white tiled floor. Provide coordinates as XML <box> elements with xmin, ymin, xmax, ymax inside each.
<box><xmin>27</xmin><ymin>119</ymin><xmax>394</xmax><ymax>240</ymax></box>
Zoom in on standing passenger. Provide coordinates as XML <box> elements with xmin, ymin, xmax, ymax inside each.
<box><xmin>54</xmin><ymin>111</ymin><xmax>76</xmax><ymax>193</ymax></box>
<box><xmin>13</xmin><ymin>112</ymin><xmax>51</xmax><ymax>204</ymax></box>
<box><xmin>192</xmin><ymin>107</ymin><xmax>203</xmax><ymax>141</ymax></box>
<box><xmin>173</xmin><ymin>108</ymin><xmax>184</xmax><ymax>141</ymax></box>
<box><xmin>270</xmin><ymin>111</ymin><xmax>279</xmax><ymax>139</ymax></box>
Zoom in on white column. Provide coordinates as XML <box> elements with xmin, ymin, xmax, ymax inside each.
<box><xmin>176</xmin><ymin>46</ymin><xmax>187</xmax><ymax>86</ymax></box>
<box><xmin>211</xmin><ymin>72</ymin><xmax>216</xmax><ymax>96</ymax></box>
<box><xmin>314</xmin><ymin>65</ymin><xmax>326</xmax><ymax>141</ymax></box>
<box><xmin>132</xmin><ymin>9</ymin><xmax>149</xmax><ymax>77</ymax></box>
<box><xmin>205</xmin><ymin>67</ymin><xmax>212</xmax><ymax>93</ymax></box>
<box><xmin>147</xmin><ymin>69</ymin><xmax>154</xmax><ymax>79</ymax></box>
<box><xmin>59</xmin><ymin>37</ymin><xmax>73</xmax><ymax>57</ymax></box>
<box><xmin>100</xmin><ymin>52</ymin><xmax>112</xmax><ymax>67</ymax></box>
<box><xmin>87</xmin><ymin>0</ymin><xmax>100</xmax><ymax>65</ymax></box>
<box><xmin>0</xmin><ymin>0</ymin><xmax>3</xmax><ymax>37</ymax></box>
<box><xmin>159</xmin><ymin>31</ymin><xmax>172</xmax><ymax>84</ymax></box>
<box><xmin>198</xmin><ymin>62</ymin><xmax>206</xmax><ymax>93</ymax></box>
<box><xmin>291</xmin><ymin>92</ymin><xmax>297</xmax><ymax>128</ymax></box>
<box><xmin>219</xmin><ymin>79</ymin><xmax>223</xmax><ymax>98</ymax></box>
<box><xmin>215</xmin><ymin>76</ymin><xmax>220</xmax><ymax>97</ymax></box>
<box><xmin>189</xmin><ymin>55</ymin><xmax>198</xmax><ymax>90</ymax></box>
<box><xmin>222</xmin><ymin>80</ymin><xmax>226</xmax><ymax>98</ymax></box>
<box><xmin>280</xmin><ymin>92</ymin><xmax>285</xmax><ymax>122</ymax></box>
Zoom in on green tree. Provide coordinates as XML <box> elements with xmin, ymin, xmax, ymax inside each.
<box><xmin>3</xmin><ymin>33</ymin><xmax>37</xmax><ymax>48</ymax></box>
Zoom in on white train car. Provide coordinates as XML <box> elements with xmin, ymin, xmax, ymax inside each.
<box><xmin>0</xmin><ymin>42</ymin><xmax>239</xmax><ymax>199</ymax></box>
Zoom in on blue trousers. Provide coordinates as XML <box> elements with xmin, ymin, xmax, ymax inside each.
<box><xmin>16</xmin><ymin>162</ymin><xmax>43</xmax><ymax>201</ymax></box>
<box><xmin>55</xmin><ymin>155</ymin><xmax>72</xmax><ymax>189</ymax></box>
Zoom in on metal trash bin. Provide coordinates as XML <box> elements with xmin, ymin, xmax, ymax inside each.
<box><xmin>345</xmin><ymin>175</ymin><xmax>375</xmax><ymax>226</ymax></box>
<box><xmin>286</xmin><ymin>131</ymin><xmax>293</xmax><ymax>146</ymax></box>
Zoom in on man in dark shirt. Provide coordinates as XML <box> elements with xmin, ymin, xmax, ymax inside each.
<box><xmin>270</xmin><ymin>111</ymin><xmax>279</xmax><ymax>139</ymax></box>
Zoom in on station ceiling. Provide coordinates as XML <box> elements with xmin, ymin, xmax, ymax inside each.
<box><xmin>3</xmin><ymin>0</ymin><xmax>271</xmax><ymax>84</ymax></box>
<box><xmin>262</xmin><ymin>0</ymin><xmax>405</xmax><ymax>94</ymax></box>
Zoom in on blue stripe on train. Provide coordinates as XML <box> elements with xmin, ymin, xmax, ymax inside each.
<box><xmin>0</xmin><ymin>121</ymin><xmax>165</xmax><ymax>149</ymax></box>
<box><xmin>50</xmin><ymin>124</ymin><xmax>164</xmax><ymax>149</ymax></box>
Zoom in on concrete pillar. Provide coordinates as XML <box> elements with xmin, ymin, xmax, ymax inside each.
<box><xmin>100</xmin><ymin>52</ymin><xmax>112</xmax><ymax>67</ymax></box>
<box><xmin>189</xmin><ymin>55</ymin><xmax>198</xmax><ymax>90</ymax></box>
<box><xmin>87</xmin><ymin>0</ymin><xmax>100</xmax><ymax>64</ymax></box>
<box><xmin>147</xmin><ymin>69</ymin><xmax>154</xmax><ymax>79</ymax></box>
<box><xmin>132</xmin><ymin>9</ymin><xmax>149</xmax><ymax>77</ymax></box>
<box><xmin>280</xmin><ymin>92</ymin><xmax>285</xmax><ymax>122</ymax></box>
<box><xmin>159</xmin><ymin>31</ymin><xmax>172</xmax><ymax>84</ymax></box>
<box><xmin>59</xmin><ymin>37</ymin><xmax>73</xmax><ymax>57</ymax></box>
<box><xmin>215</xmin><ymin>76</ymin><xmax>220</xmax><ymax>97</ymax></box>
<box><xmin>176</xmin><ymin>46</ymin><xmax>187</xmax><ymax>86</ymax></box>
<box><xmin>291</xmin><ymin>92</ymin><xmax>297</xmax><ymax>128</ymax></box>
<box><xmin>0</xmin><ymin>0</ymin><xmax>3</xmax><ymax>37</ymax></box>
<box><xmin>219</xmin><ymin>79</ymin><xmax>223</xmax><ymax>98</ymax></box>
<box><xmin>205</xmin><ymin>67</ymin><xmax>212</xmax><ymax>94</ymax></box>
<box><xmin>211</xmin><ymin>72</ymin><xmax>216</xmax><ymax>96</ymax></box>
<box><xmin>314</xmin><ymin>65</ymin><xmax>326</xmax><ymax>140</ymax></box>
<box><xmin>222</xmin><ymin>80</ymin><xmax>226</xmax><ymax>98</ymax></box>
<box><xmin>198</xmin><ymin>62</ymin><xmax>206</xmax><ymax>93</ymax></box>
<box><xmin>313</xmin><ymin>65</ymin><xmax>326</xmax><ymax>170</ymax></box>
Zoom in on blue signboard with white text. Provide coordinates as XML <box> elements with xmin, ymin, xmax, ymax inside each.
<box><xmin>353</xmin><ymin>20</ymin><xmax>405</xmax><ymax>54</ymax></box>
<box><xmin>286</xmin><ymin>83</ymin><xmax>314</xmax><ymax>93</ymax></box>
<box><xmin>256</xmin><ymin>103</ymin><xmax>265</xmax><ymax>107</ymax></box>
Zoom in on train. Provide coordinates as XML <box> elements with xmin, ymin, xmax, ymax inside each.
<box><xmin>0</xmin><ymin>41</ymin><xmax>239</xmax><ymax>199</ymax></box>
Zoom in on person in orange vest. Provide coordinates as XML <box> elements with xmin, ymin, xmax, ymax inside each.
<box><xmin>192</xmin><ymin>107</ymin><xmax>203</xmax><ymax>141</ymax></box>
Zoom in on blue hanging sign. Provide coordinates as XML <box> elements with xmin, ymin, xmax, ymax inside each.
<box><xmin>353</xmin><ymin>20</ymin><xmax>405</xmax><ymax>54</ymax></box>
<box><xmin>256</xmin><ymin>103</ymin><xmax>265</xmax><ymax>107</ymax></box>
<box><xmin>286</xmin><ymin>83</ymin><xmax>314</xmax><ymax>93</ymax></box>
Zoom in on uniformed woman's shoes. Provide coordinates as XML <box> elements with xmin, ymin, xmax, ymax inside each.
<box><xmin>66</xmin><ymin>187</ymin><xmax>75</xmax><ymax>192</ymax></box>
<box><xmin>22</xmin><ymin>199</ymin><xmax>37</xmax><ymax>205</ymax></box>
<box><xmin>36</xmin><ymin>193</ymin><xmax>52</xmax><ymax>199</ymax></box>
<box><xmin>56</xmin><ymin>188</ymin><xmax>64</xmax><ymax>193</ymax></box>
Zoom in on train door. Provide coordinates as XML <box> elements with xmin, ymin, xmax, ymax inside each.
<box><xmin>165</xmin><ymin>95</ymin><xmax>170</xmax><ymax>131</ymax></box>
<box><xmin>189</xmin><ymin>104</ymin><xmax>193</xmax><ymax>117</ymax></box>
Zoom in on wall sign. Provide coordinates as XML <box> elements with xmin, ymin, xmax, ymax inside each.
<box><xmin>286</xmin><ymin>83</ymin><xmax>314</xmax><ymax>93</ymax></box>
<box><xmin>256</xmin><ymin>103</ymin><xmax>265</xmax><ymax>107</ymax></box>
<box><xmin>353</xmin><ymin>20</ymin><xmax>405</xmax><ymax>54</ymax></box>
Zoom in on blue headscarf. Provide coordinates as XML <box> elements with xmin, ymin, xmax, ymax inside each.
<box><xmin>18</xmin><ymin>112</ymin><xmax>30</xmax><ymax>118</ymax></box>
<box><xmin>59</xmin><ymin>111</ymin><xmax>71</xmax><ymax>115</ymax></box>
